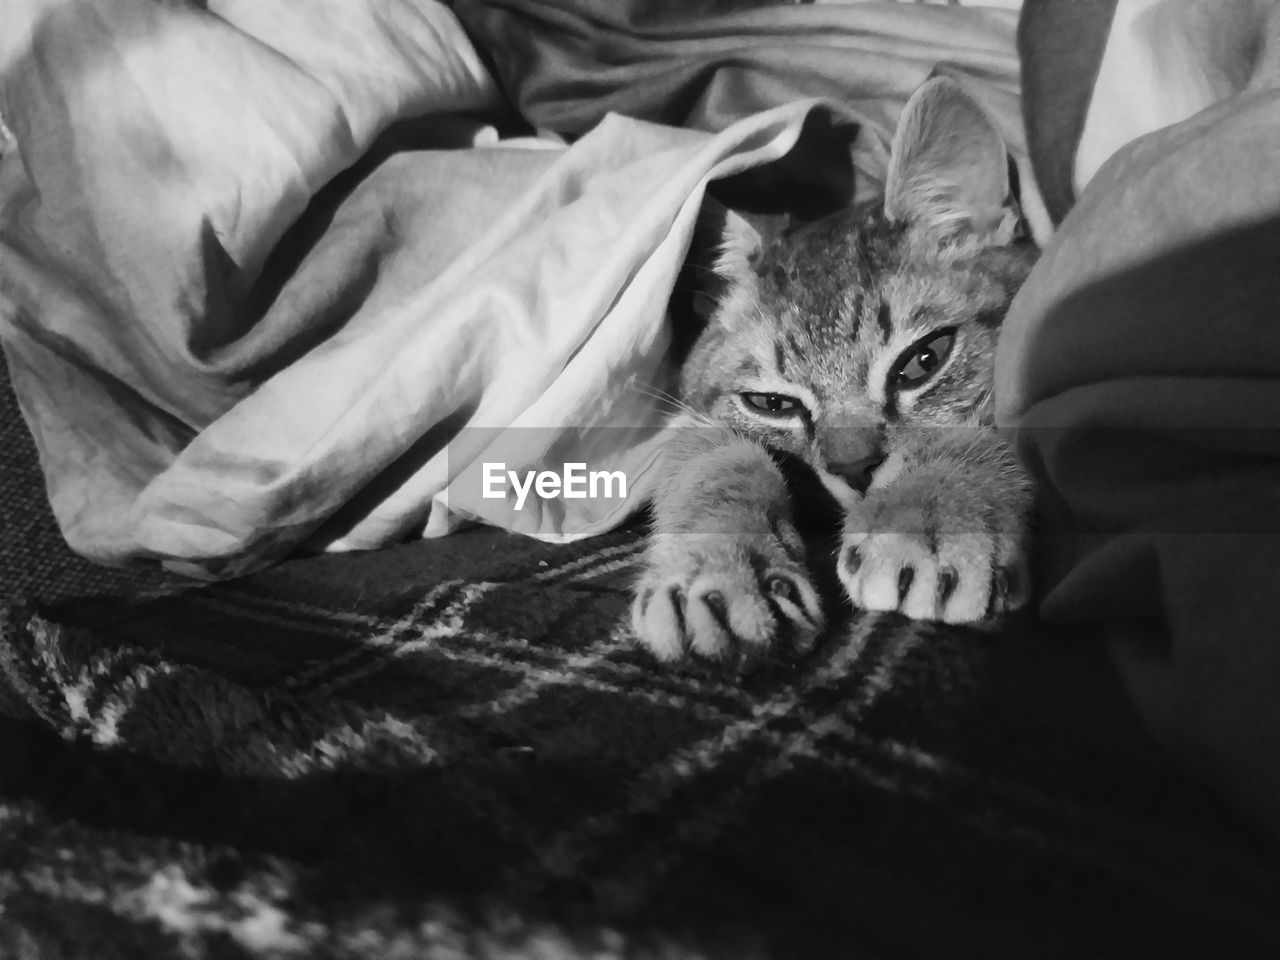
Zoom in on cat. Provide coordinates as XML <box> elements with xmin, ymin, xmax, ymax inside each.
<box><xmin>632</xmin><ymin>77</ymin><xmax>1038</xmax><ymax>665</ymax></box>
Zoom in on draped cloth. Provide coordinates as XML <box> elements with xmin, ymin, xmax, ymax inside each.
<box><xmin>998</xmin><ymin>0</ymin><xmax>1280</xmax><ymax>837</ymax></box>
<box><xmin>0</xmin><ymin>0</ymin><xmax>1033</xmax><ymax>578</ymax></box>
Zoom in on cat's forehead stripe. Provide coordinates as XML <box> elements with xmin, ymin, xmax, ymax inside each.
<box><xmin>875</xmin><ymin>300</ymin><xmax>892</xmax><ymax>342</ymax></box>
<box><xmin>835</xmin><ymin>290</ymin><xmax>860</xmax><ymax>339</ymax></box>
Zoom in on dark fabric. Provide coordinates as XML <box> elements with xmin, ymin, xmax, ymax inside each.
<box><xmin>0</xmin><ymin>362</ymin><xmax>177</xmax><ymax>604</ymax></box>
<box><xmin>4</xmin><ymin>527</ymin><xmax>1280</xmax><ymax>958</ymax></box>
<box><xmin>452</xmin><ymin>0</ymin><xmax>1022</xmax><ymax>136</ymax></box>
<box><xmin>6</xmin><ymin>351</ymin><xmax>1280</xmax><ymax>954</ymax></box>
<box><xmin>997</xmin><ymin>65</ymin><xmax>1280</xmax><ymax>836</ymax></box>
<box><xmin>1016</xmin><ymin>0</ymin><xmax>1118</xmax><ymax>223</ymax></box>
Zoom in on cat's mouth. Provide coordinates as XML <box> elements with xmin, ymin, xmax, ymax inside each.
<box><xmin>816</xmin><ymin>449</ymin><xmax>909</xmax><ymax>509</ymax></box>
<box><xmin>768</xmin><ymin>446</ymin><xmax>889</xmax><ymax>513</ymax></box>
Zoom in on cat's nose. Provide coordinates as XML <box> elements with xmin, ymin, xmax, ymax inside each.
<box><xmin>827</xmin><ymin>454</ymin><xmax>885</xmax><ymax>493</ymax></box>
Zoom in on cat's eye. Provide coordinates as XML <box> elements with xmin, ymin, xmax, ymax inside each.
<box><xmin>741</xmin><ymin>392</ymin><xmax>804</xmax><ymax>416</ymax></box>
<box><xmin>890</xmin><ymin>328</ymin><xmax>957</xmax><ymax>388</ymax></box>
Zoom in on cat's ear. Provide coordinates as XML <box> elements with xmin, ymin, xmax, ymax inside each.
<box><xmin>883</xmin><ymin>76</ymin><xmax>1016</xmax><ymax>244</ymax></box>
<box><xmin>694</xmin><ymin>200</ymin><xmax>767</xmax><ymax>329</ymax></box>
<box><xmin>711</xmin><ymin>204</ymin><xmax>764</xmax><ymax>284</ymax></box>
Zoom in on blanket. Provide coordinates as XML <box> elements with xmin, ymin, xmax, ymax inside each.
<box><xmin>998</xmin><ymin>0</ymin><xmax>1280</xmax><ymax>837</ymax></box>
<box><xmin>4</xmin><ymin>504</ymin><xmax>1280</xmax><ymax>957</ymax></box>
<box><xmin>5</xmin><ymin>340</ymin><xmax>1280</xmax><ymax>954</ymax></box>
<box><xmin>0</xmin><ymin>0</ymin><xmax>1043</xmax><ymax>580</ymax></box>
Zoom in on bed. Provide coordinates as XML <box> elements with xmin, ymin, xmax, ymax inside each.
<box><xmin>2</xmin><ymin>0</ymin><xmax>1279</xmax><ymax>956</ymax></box>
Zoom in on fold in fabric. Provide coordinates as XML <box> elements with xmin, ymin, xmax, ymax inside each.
<box><xmin>453</xmin><ymin>0</ymin><xmax>1022</xmax><ymax>134</ymax></box>
<box><xmin>0</xmin><ymin>0</ymin><xmax>1039</xmax><ymax>579</ymax></box>
<box><xmin>451</xmin><ymin>0</ymin><xmax>1051</xmax><ymax>236</ymax></box>
<box><xmin>999</xmin><ymin>3</ymin><xmax>1280</xmax><ymax>836</ymax></box>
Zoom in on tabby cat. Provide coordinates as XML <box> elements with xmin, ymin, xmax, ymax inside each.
<box><xmin>633</xmin><ymin>77</ymin><xmax>1038</xmax><ymax>664</ymax></box>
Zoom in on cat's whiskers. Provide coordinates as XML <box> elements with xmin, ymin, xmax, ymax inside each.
<box><xmin>628</xmin><ymin>383</ymin><xmax>715</xmax><ymax>429</ymax></box>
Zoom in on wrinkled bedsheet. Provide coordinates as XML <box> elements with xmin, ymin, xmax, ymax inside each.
<box><xmin>0</xmin><ymin>0</ymin><xmax>1034</xmax><ymax>579</ymax></box>
<box><xmin>999</xmin><ymin>0</ymin><xmax>1280</xmax><ymax>837</ymax></box>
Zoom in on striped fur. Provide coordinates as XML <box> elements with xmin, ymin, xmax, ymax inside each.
<box><xmin>634</xmin><ymin>78</ymin><xmax>1039</xmax><ymax>664</ymax></box>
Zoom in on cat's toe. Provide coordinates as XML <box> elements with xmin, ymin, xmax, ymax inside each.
<box><xmin>684</xmin><ymin>566</ymin><xmax>822</xmax><ymax>663</ymax></box>
<box><xmin>897</xmin><ymin>564</ymin><xmax>942</xmax><ymax>621</ymax></box>
<box><xmin>631</xmin><ymin>538</ymin><xmax>824</xmax><ymax>665</ymax></box>
<box><xmin>838</xmin><ymin>531</ymin><xmax>930</xmax><ymax>616</ymax></box>
<box><xmin>926</xmin><ymin>534</ymin><xmax>1029</xmax><ymax>625</ymax></box>
<box><xmin>764</xmin><ymin>571</ymin><xmax>824</xmax><ymax>651</ymax></box>
<box><xmin>631</xmin><ymin>581</ymin><xmax>689</xmax><ymax>662</ymax></box>
<box><xmin>839</xmin><ymin>528</ymin><xmax>1029</xmax><ymax>626</ymax></box>
<box><xmin>995</xmin><ymin>561</ymin><xmax>1031</xmax><ymax>614</ymax></box>
<box><xmin>929</xmin><ymin>533</ymin><xmax>994</xmax><ymax>623</ymax></box>
<box><xmin>632</xmin><ymin>574</ymin><xmax>780</xmax><ymax>667</ymax></box>
<box><xmin>684</xmin><ymin>580</ymin><xmax>774</xmax><ymax>662</ymax></box>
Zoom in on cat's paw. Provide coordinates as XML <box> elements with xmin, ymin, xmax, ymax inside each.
<box><xmin>631</xmin><ymin>527</ymin><xmax>824</xmax><ymax>666</ymax></box>
<box><xmin>836</xmin><ymin>479</ymin><xmax>1030</xmax><ymax>626</ymax></box>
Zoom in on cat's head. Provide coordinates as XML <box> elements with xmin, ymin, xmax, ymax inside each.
<box><xmin>684</xmin><ymin>76</ymin><xmax>1037</xmax><ymax>503</ymax></box>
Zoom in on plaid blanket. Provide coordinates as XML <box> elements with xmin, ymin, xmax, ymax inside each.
<box><xmin>4</xmin><ymin>517</ymin><xmax>1280</xmax><ymax>958</ymax></box>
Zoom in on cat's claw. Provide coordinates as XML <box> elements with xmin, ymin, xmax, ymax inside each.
<box><xmin>631</xmin><ymin>535</ymin><xmax>824</xmax><ymax>666</ymax></box>
<box><xmin>837</xmin><ymin>497</ymin><xmax>1030</xmax><ymax>627</ymax></box>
